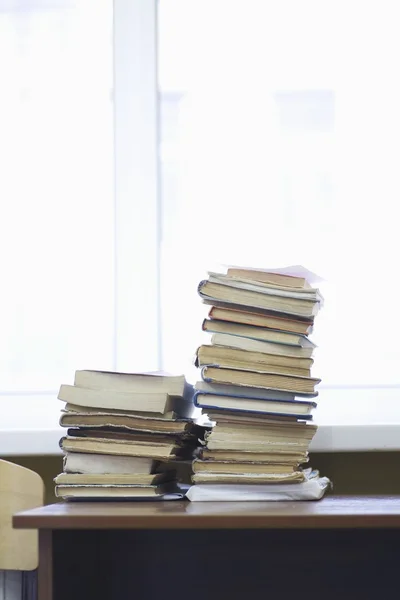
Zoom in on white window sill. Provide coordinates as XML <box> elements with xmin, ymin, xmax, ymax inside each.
<box><xmin>1</xmin><ymin>423</ymin><xmax>400</xmax><ymax>456</ymax></box>
<box><xmin>0</xmin><ymin>428</ymin><xmax>63</xmax><ymax>456</ymax></box>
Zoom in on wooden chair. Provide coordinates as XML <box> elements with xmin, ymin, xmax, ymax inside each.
<box><xmin>0</xmin><ymin>460</ymin><xmax>44</xmax><ymax>599</ymax></box>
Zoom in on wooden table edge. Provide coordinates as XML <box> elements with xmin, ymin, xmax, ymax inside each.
<box><xmin>13</xmin><ymin>513</ymin><xmax>400</xmax><ymax>530</ymax></box>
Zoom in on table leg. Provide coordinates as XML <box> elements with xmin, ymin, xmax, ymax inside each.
<box><xmin>38</xmin><ymin>530</ymin><xmax>52</xmax><ymax>600</ymax></box>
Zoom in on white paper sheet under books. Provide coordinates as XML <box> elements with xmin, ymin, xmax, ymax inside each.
<box><xmin>186</xmin><ymin>470</ymin><xmax>332</xmax><ymax>502</ymax></box>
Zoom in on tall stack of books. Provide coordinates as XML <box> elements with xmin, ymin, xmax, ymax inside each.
<box><xmin>190</xmin><ymin>266</ymin><xmax>330</xmax><ymax>500</ymax></box>
<box><xmin>55</xmin><ymin>370</ymin><xmax>200</xmax><ymax>500</ymax></box>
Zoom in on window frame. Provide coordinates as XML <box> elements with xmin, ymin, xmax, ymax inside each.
<box><xmin>0</xmin><ymin>0</ymin><xmax>161</xmax><ymax>442</ymax></box>
<box><xmin>113</xmin><ymin>0</ymin><xmax>161</xmax><ymax>372</ymax></box>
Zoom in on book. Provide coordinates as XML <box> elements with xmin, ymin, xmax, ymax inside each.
<box><xmin>74</xmin><ymin>370</ymin><xmax>192</xmax><ymax>398</ymax></box>
<box><xmin>205</xmin><ymin>331</ymin><xmax>314</xmax><ymax>359</ymax></box>
<box><xmin>206</xmin><ymin>438</ymin><xmax>310</xmax><ymax>452</ymax></box>
<box><xmin>208</xmin><ymin>306</ymin><xmax>313</xmax><ymax>335</ymax></box>
<box><xmin>54</xmin><ymin>472</ymin><xmax>171</xmax><ymax>485</ymax></box>
<box><xmin>203</xmin><ymin>320</ymin><xmax>315</xmax><ymax>349</ymax></box>
<box><xmin>201</xmin><ymin>448</ymin><xmax>309</xmax><ymax>463</ymax></box>
<box><xmin>198</xmin><ymin>280</ymin><xmax>320</xmax><ymax>318</ymax></box>
<box><xmin>207</xmin><ymin>431</ymin><xmax>314</xmax><ymax>447</ymax></box>
<box><xmin>208</xmin><ymin>272</ymin><xmax>322</xmax><ymax>301</ymax></box>
<box><xmin>196</xmin><ymin>345</ymin><xmax>311</xmax><ymax>377</ymax></box>
<box><xmin>207</xmin><ymin>409</ymin><xmax>300</xmax><ymax>423</ymax></box>
<box><xmin>194</xmin><ymin>392</ymin><xmax>316</xmax><ymax>418</ymax></box>
<box><xmin>58</xmin><ymin>385</ymin><xmax>194</xmax><ymax>418</ymax></box>
<box><xmin>65</xmin><ymin>428</ymin><xmax>198</xmax><ymax>446</ymax></box>
<box><xmin>207</xmin><ymin>410</ymin><xmax>306</xmax><ymax>427</ymax></box>
<box><xmin>226</xmin><ymin>267</ymin><xmax>312</xmax><ymax>289</ymax></box>
<box><xmin>63</xmin><ymin>452</ymin><xmax>157</xmax><ymax>474</ymax></box>
<box><xmin>207</xmin><ymin>424</ymin><xmax>315</xmax><ymax>446</ymax></box>
<box><xmin>192</xmin><ymin>460</ymin><xmax>297</xmax><ymax>475</ymax></box>
<box><xmin>64</xmin><ymin>402</ymin><xmax>177</xmax><ymax>419</ymax></box>
<box><xmin>211</xmin><ymin>420</ymin><xmax>317</xmax><ymax>441</ymax></box>
<box><xmin>55</xmin><ymin>483</ymin><xmax>173</xmax><ymax>500</ymax></box>
<box><xmin>201</xmin><ymin>366</ymin><xmax>320</xmax><ymax>395</ymax></box>
<box><xmin>60</xmin><ymin>409</ymin><xmax>194</xmax><ymax>435</ymax></box>
<box><xmin>192</xmin><ymin>472</ymin><xmax>305</xmax><ymax>484</ymax></box>
<box><xmin>60</xmin><ymin>435</ymin><xmax>186</xmax><ymax>460</ymax></box>
<box><xmin>194</xmin><ymin>380</ymin><xmax>296</xmax><ymax>401</ymax></box>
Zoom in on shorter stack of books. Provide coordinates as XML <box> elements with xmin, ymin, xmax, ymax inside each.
<box><xmin>55</xmin><ymin>370</ymin><xmax>200</xmax><ymax>500</ymax></box>
<box><xmin>189</xmin><ymin>265</ymin><xmax>330</xmax><ymax>500</ymax></box>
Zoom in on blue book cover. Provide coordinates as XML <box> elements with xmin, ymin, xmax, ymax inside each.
<box><xmin>194</xmin><ymin>391</ymin><xmax>316</xmax><ymax>420</ymax></box>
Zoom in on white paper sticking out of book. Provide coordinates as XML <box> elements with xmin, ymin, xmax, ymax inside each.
<box><xmin>186</xmin><ymin>470</ymin><xmax>332</xmax><ymax>502</ymax></box>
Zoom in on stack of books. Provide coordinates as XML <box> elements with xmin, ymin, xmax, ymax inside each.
<box><xmin>190</xmin><ymin>265</ymin><xmax>330</xmax><ymax>500</ymax></box>
<box><xmin>55</xmin><ymin>370</ymin><xmax>200</xmax><ymax>500</ymax></box>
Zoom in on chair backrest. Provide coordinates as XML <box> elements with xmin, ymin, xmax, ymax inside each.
<box><xmin>0</xmin><ymin>460</ymin><xmax>44</xmax><ymax>571</ymax></box>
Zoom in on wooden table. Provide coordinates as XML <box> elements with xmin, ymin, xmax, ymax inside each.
<box><xmin>14</xmin><ymin>496</ymin><xmax>400</xmax><ymax>600</ymax></box>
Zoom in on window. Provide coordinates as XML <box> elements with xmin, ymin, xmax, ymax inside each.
<box><xmin>158</xmin><ymin>0</ymin><xmax>400</xmax><ymax>424</ymax></box>
<box><xmin>1</xmin><ymin>0</ymin><xmax>399</xmax><ymax>446</ymax></box>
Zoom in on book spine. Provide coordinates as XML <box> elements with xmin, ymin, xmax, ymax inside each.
<box><xmin>197</xmin><ymin>280</ymin><xmax>207</xmax><ymax>298</ymax></box>
<box><xmin>200</xmin><ymin>366</ymin><xmax>212</xmax><ymax>383</ymax></box>
<box><xmin>194</xmin><ymin>390</ymin><xmax>314</xmax><ymax>406</ymax></box>
<box><xmin>195</xmin><ymin>400</ymin><xmax>313</xmax><ymax>420</ymax></box>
